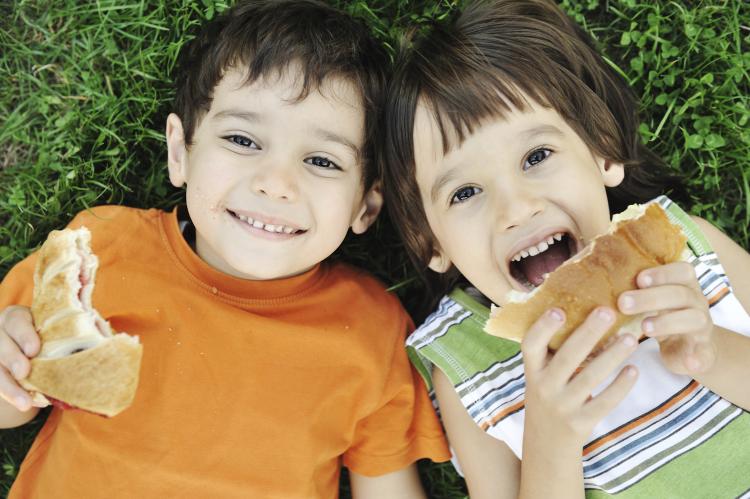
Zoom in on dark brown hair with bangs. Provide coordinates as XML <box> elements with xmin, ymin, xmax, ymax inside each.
<box><xmin>172</xmin><ymin>0</ymin><xmax>388</xmax><ymax>188</ymax></box>
<box><xmin>382</xmin><ymin>0</ymin><xmax>685</xmax><ymax>309</ymax></box>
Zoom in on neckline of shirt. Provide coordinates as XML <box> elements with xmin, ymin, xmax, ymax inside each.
<box><xmin>160</xmin><ymin>206</ymin><xmax>327</xmax><ymax>303</ymax></box>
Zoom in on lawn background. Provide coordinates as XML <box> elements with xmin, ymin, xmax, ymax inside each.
<box><xmin>0</xmin><ymin>0</ymin><xmax>748</xmax><ymax>497</ymax></box>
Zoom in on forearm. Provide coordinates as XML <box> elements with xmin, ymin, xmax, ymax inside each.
<box><xmin>0</xmin><ymin>398</ymin><xmax>38</xmax><ymax>429</ymax></box>
<box><xmin>349</xmin><ymin>466</ymin><xmax>426</xmax><ymax>499</ymax></box>
<box><xmin>692</xmin><ymin>326</ymin><xmax>750</xmax><ymax>410</ymax></box>
<box><xmin>518</xmin><ymin>432</ymin><xmax>585</xmax><ymax>499</ymax></box>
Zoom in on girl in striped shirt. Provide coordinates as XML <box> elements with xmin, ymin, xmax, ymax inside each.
<box><xmin>382</xmin><ymin>0</ymin><xmax>750</xmax><ymax>497</ymax></box>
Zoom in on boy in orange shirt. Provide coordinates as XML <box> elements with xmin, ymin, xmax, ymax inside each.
<box><xmin>0</xmin><ymin>1</ymin><xmax>449</xmax><ymax>497</ymax></box>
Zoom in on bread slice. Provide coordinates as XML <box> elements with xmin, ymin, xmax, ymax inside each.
<box><xmin>484</xmin><ymin>203</ymin><xmax>687</xmax><ymax>351</ymax></box>
<box><xmin>20</xmin><ymin>227</ymin><xmax>142</xmax><ymax>417</ymax></box>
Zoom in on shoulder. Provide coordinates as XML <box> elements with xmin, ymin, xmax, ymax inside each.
<box><xmin>690</xmin><ymin>216</ymin><xmax>735</xmax><ymax>250</ymax></box>
<box><xmin>324</xmin><ymin>262</ymin><xmax>406</xmax><ymax>315</ymax></box>
<box><xmin>407</xmin><ymin>295</ymin><xmax>474</xmax><ymax>358</ymax></box>
<box><xmin>689</xmin><ymin>215</ymin><xmax>747</xmax><ymax>262</ymax></box>
<box><xmin>689</xmin><ymin>215</ymin><xmax>718</xmax><ymax>236</ymax></box>
<box><xmin>408</xmin><ymin>290</ymin><xmax>521</xmax><ymax>391</ymax></box>
<box><xmin>406</xmin><ymin>295</ymin><xmax>470</xmax><ymax>391</ymax></box>
<box><xmin>68</xmin><ymin>205</ymin><xmax>163</xmax><ymax>229</ymax></box>
<box><xmin>320</xmin><ymin>262</ymin><xmax>412</xmax><ymax>351</ymax></box>
<box><xmin>690</xmin><ymin>215</ymin><xmax>750</xmax><ymax>310</ymax></box>
<box><xmin>66</xmin><ymin>205</ymin><xmax>165</xmax><ymax>238</ymax></box>
<box><xmin>68</xmin><ymin>205</ymin><xmax>166</xmax><ymax>258</ymax></box>
<box><xmin>408</xmin><ymin>290</ymin><xmax>504</xmax><ymax>355</ymax></box>
<box><xmin>656</xmin><ymin>197</ymin><xmax>737</xmax><ymax>259</ymax></box>
<box><xmin>67</xmin><ymin>205</ymin><xmax>166</xmax><ymax>246</ymax></box>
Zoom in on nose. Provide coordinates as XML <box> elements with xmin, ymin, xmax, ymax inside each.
<box><xmin>249</xmin><ymin>159</ymin><xmax>298</xmax><ymax>201</ymax></box>
<box><xmin>493</xmin><ymin>184</ymin><xmax>545</xmax><ymax>231</ymax></box>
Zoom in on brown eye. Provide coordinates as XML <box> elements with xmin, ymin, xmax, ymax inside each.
<box><xmin>524</xmin><ymin>148</ymin><xmax>551</xmax><ymax>170</ymax></box>
<box><xmin>224</xmin><ymin>135</ymin><xmax>259</xmax><ymax>149</ymax></box>
<box><xmin>304</xmin><ymin>156</ymin><xmax>341</xmax><ymax>170</ymax></box>
<box><xmin>450</xmin><ymin>186</ymin><xmax>481</xmax><ymax>205</ymax></box>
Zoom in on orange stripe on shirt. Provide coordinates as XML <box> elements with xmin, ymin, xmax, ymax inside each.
<box><xmin>481</xmin><ymin>400</ymin><xmax>526</xmax><ymax>431</ymax></box>
<box><xmin>583</xmin><ymin>381</ymin><xmax>700</xmax><ymax>457</ymax></box>
<box><xmin>708</xmin><ymin>286</ymin><xmax>729</xmax><ymax>306</ymax></box>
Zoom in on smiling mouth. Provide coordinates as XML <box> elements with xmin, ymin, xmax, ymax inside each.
<box><xmin>508</xmin><ymin>232</ymin><xmax>577</xmax><ymax>290</ymax></box>
<box><xmin>227</xmin><ymin>209</ymin><xmax>306</xmax><ymax>235</ymax></box>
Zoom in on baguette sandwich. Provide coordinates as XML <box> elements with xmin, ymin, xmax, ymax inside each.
<box><xmin>19</xmin><ymin>227</ymin><xmax>142</xmax><ymax>417</ymax></box>
<box><xmin>484</xmin><ymin>203</ymin><xmax>687</xmax><ymax>352</ymax></box>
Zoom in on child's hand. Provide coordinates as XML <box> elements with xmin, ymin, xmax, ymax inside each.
<box><xmin>0</xmin><ymin>306</ymin><xmax>41</xmax><ymax>412</ymax></box>
<box><xmin>618</xmin><ymin>262</ymin><xmax>715</xmax><ymax>376</ymax></box>
<box><xmin>522</xmin><ymin>307</ymin><xmax>639</xmax><ymax>450</ymax></box>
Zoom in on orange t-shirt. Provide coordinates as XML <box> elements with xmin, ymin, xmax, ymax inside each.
<box><xmin>2</xmin><ymin>206</ymin><xmax>449</xmax><ymax>498</ymax></box>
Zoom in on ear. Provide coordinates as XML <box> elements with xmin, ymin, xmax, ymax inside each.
<box><xmin>351</xmin><ymin>182</ymin><xmax>384</xmax><ymax>234</ymax></box>
<box><xmin>428</xmin><ymin>245</ymin><xmax>452</xmax><ymax>274</ymax></box>
<box><xmin>597</xmin><ymin>157</ymin><xmax>625</xmax><ymax>187</ymax></box>
<box><xmin>166</xmin><ymin>113</ymin><xmax>188</xmax><ymax>188</ymax></box>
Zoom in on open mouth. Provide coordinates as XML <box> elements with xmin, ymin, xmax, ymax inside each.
<box><xmin>508</xmin><ymin>232</ymin><xmax>577</xmax><ymax>290</ymax></box>
<box><xmin>227</xmin><ymin>209</ymin><xmax>306</xmax><ymax>235</ymax></box>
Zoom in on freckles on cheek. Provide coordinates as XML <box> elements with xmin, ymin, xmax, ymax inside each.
<box><xmin>189</xmin><ymin>186</ymin><xmax>223</xmax><ymax>219</ymax></box>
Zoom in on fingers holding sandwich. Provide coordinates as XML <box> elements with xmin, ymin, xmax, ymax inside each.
<box><xmin>1</xmin><ymin>306</ymin><xmax>40</xmax><ymax>359</ymax></box>
<box><xmin>522</xmin><ymin>307</ymin><xmax>639</xmax><ymax>447</ymax></box>
<box><xmin>618</xmin><ymin>262</ymin><xmax>716</xmax><ymax>375</ymax></box>
<box><xmin>520</xmin><ymin>308</ymin><xmax>566</xmax><ymax>373</ymax></box>
<box><xmin>0</xmin><ymin>306</ymin><xmax>41</xmax><ymax>413</ymax></box>
<box><xmin>546</xmin><ymin>307</ymin><xmax>619</xmax><ymax>383</ymax></box>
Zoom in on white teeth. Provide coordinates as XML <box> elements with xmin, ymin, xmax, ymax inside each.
<box><xmin>510</xmin><ymin>233</ymin><xmax>565</xmax><ymax>263</ymax></box>
<box><xmin>232</xmin><ymin>211</ymin><xmax>298</xmax><ymax>234</ymax></box>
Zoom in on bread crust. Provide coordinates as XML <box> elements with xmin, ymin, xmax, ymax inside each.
<box><xmin>20</xmin><ymin>335</ymin><xmax>142</xmax><ymax>417</ymax></box>
<box><xmin>21</xmin><ymin>227</ymin><xmax>143</xmax><ymax>417</ymax></box>
<box><xmin>484</xmin><ymin>203</ymin><xmax>687</xmax><ymax>351</ymax></box>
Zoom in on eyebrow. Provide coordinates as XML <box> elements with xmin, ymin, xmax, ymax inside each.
<box><xmin>431</xmin><ymin>167</ymin><xmax>461</xmax><ymax>204</ymax></box>
<box><xmin>518</xmin><ymin>124</ymin><xmax>565</xmax><ymax>142</ymax></box>
<box><xmin>212</xmin><ymin>110</ymin><xmax>261</xmax><ymax>123</ymax></box>
<box><xmin>310</xmin><ymin>127</ymin><xmax>360</xmax><ymax>158</ymax></box>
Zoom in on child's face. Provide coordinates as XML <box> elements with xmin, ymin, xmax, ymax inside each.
<box><xmin>412</xmin><ymin>97</ymin><xmax>624</xmax><ymax>305</ymax></box>
<box><xmin>166</xmin><ymin>66</ymin><xmax>380</xmax><ymax>280</ymax></box>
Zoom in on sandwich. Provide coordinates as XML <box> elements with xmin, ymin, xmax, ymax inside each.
<box><xmin>484</xmin><ymin>203</ymin><xmax>687</xmax><ymax>352</ymax></box>
<box><xmin>19</xmin><ymin>227</ymin><xmax>143</xmax><ymax>417</ymax></box>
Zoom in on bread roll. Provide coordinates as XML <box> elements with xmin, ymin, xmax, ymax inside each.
<box><xmin>484</xmin><ymin>203</ymin><xmax>687</xmax><ymax>351</ymax></box>
<box><xmin>20</xmin><ymin>227</ymin><xmax>142</xmax><ymax>417</ymax></box>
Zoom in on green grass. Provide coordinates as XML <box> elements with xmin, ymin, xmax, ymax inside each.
<box><xmin>1</xmin><ymin>0</ymin><xmax>748</xmax><ymax>497</ymax></box>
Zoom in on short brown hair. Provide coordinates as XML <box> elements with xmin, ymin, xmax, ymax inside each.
<box><xmin>382</xmin><ymin>0</ymin><xmax>684</xmax><ymax>297</ymax></box>
<box><xmin>172</xmin><ymin>0</ymin><xmax>388</xmax><ymax>188</ymax></box>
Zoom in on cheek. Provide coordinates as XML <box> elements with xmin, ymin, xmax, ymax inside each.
<box><xmin>567</xmin><ymin>184</ymin><xmax>612</xmax><ymax>237</ymax></box>
<box><xmin>186</xmin><ymin>185</ymin><xmax>222</xmax><ymax>214</ymax></box>
<box><xmin>314</xmin><ymin>181</ymin><xmax>361</xmax><ymax>218</ymax></box>
<box><xmin>439</xmin><ymin>216</ymin><xmax>489</xmax><ymax>261</ymax></box>
<box><xmin>184</xmin><ymin>160</ymin><xmax>238</xmax><ymax>213</ymax></box>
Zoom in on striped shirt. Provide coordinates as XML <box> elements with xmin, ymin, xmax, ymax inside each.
<box><xmin>407</xmin><ymin>196</ymin><xmax>750</xmax><ymax>497</ymax></box>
